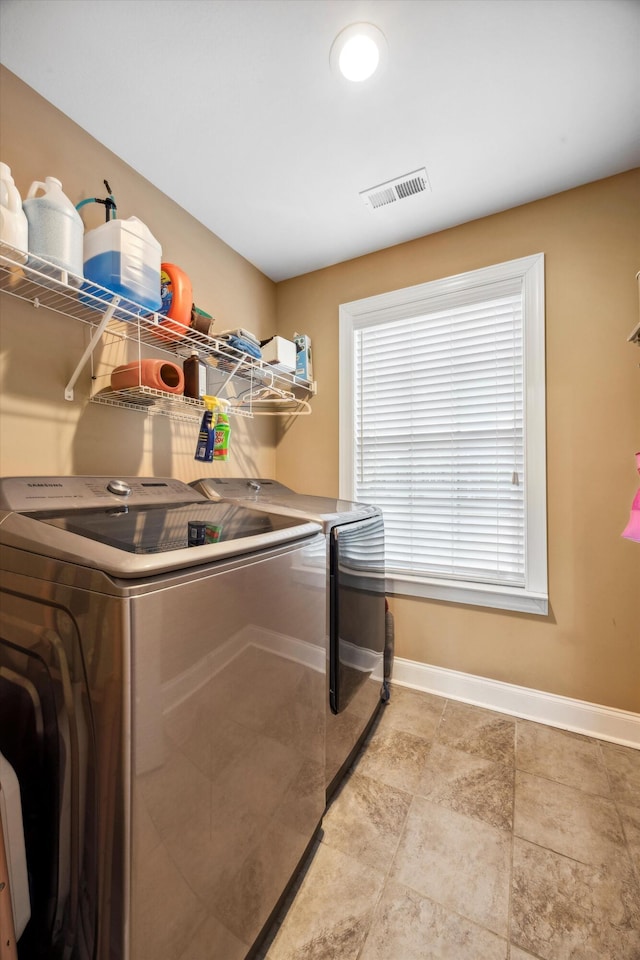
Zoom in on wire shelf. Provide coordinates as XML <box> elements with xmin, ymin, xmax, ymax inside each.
<box><xmin>1</xmin><ymin>242</ymin><xmax>315</xmax><ymax>418</ymax></box>
<box><xmin>91</xmin><ymin>386</ymin><xmax>252</xmax><ymax>421</ymax></box>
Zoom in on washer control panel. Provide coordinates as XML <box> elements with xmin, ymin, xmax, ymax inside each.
<box><xmin>0</xmin><ymin>477</ymin><xmax>206</xmax><ymax>512</ymax></box>
<box><xmin>192</xmin><ymin>477</ymin><xmax>293</xmax><ymax>501</ymax></box>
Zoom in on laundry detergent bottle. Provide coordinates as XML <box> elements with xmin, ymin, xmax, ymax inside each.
<box><xmin>0</xmin><ymin>162</ymin><xmax>28</xmax><ymax>262</ymax></box>
<box><xmin>213</xmin><ymin>399</ymin><xmax>231</xmax><ymax>461</ymax></box>
<box><xmin>83</xmin><ymin>216</ymin><xmax>162</xmax><ymax>312</ymax></box>
<box><xmin>22</xmin><ymin>176</ymin><xmax>84</xmax><ymax>279</ymax></box>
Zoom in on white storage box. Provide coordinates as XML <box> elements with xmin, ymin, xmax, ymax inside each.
<box><xmin>261</xmin><ymin>336</ymin><xmax>296</xmax><ymax>373</ymax></box>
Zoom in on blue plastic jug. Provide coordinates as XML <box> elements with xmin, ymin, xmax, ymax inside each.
<box><xmin>82</xmin><ymin>216</ymin><xmax>162</xmax><ymax>313</ymax></box>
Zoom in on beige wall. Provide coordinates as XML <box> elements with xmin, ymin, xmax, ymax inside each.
<box><xmin>0</xmin><ymin>67</ymin><xmax>278</xmax><ymax>482</ymax></box>
<box><xmin>2</xmin><ymin>68</ymin><xmax>639</xmax><ymax>714</ymax></box>
<box><xmin>276</xmin><ymin>170</ymin><xmax>640</xmax><ymax>714</ymax></box>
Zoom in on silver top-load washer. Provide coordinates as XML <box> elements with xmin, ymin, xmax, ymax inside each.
<box><xmin>0</xmin><ymin>476</ymin><xmax>327</xmax><ymax>960</ymax></box>
<box><xmin>190</xmin><ymin>477</ymin><xmax>388</xmax><ymax>796</ymax></box>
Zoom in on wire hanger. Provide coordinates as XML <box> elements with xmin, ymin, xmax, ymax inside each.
<box><xmin>231</xmin><ymin>383</ymin><xmax>312</xmax><ymax>415</ymax></box>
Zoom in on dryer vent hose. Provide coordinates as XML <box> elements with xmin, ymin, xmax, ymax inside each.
<box><xmin>381</xmin><ymin>597</ymin><xmax>394</xmax><ymax>703</ymax></box>
<box><xmin>384</xmin><ymin>599</ymin><xmax>394</xmax><ymax>680</ymax></box>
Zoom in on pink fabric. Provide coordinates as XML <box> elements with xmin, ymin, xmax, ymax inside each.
<box><xmin>621</xmin><ymin>451</ymin><xmax>640</xmax><ymax>543</ymax></box>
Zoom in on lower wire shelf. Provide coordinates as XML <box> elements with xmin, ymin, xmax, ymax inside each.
<box><xmin>90</xmin><ymin>386</ymin><xmax>253</xmax><ymax>422</ymax></box>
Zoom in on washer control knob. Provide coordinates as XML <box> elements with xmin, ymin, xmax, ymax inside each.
<box><xmin>107</xmin><ymin>479</ymin><xmax>132</xmax><ymax>497</ymax></box>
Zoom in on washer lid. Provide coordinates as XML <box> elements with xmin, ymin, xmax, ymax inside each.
<box><xmin>192</xmin><ymin>477</ymin><xmax>380</xmax><ymax>527</ymax></box>
<box><xmin>0</xmin><ymin>476</ymin><xmax>321</xmax><ymax>577</ymax></box>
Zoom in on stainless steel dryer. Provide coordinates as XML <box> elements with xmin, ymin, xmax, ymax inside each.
<box><xmin>0</xmin><ymin>476</ymin><xmax>327</xmax><ymax>960</ymax></box>
<box><xmin>190</xmin><ymin>478</ymin><xmax>388</xmax><ymax>797</ymax></box>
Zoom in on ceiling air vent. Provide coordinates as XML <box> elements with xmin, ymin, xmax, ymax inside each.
<box><xmin>360</xmin><ymin>167</ymin><xmax>430</xmax><ymax>210</ymax></box>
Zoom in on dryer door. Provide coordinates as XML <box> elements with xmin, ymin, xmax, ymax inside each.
<box><xmin>329</xmin><ymin>514</ymin><xmax>385</xmax><ymax>714</ymax></box>
<box><xmin>0</xmin><ymin>596</ymin><xmax>97</xmax><ymax>960</ymax></box>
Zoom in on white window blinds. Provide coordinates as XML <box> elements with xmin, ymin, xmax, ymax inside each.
<box><xmin>340</xmin><ymin>254</ymin><xmax>548</xmax><ymax>615</ymax></box>
<box><xmin>353</xmin><ymin>280</ymin><xmax>524</xmax><ymax>586</ymax></box>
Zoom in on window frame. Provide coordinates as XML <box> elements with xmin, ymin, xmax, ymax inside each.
<box><xmin>339</xmin><ymin>253</ymin><xmax>548</xmax><ymax>615</ymax></box>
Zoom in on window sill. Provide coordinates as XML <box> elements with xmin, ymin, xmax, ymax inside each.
<box><xmin>386</xmin><ymin>573</ymin><xmax>549</xmax><ymax>616</ymax></box>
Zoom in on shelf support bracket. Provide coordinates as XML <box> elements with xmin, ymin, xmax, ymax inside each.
<box><xmin>65</xmin><ymin>297</ymin><xmax>121</xmax><ymax>400</ymax></box>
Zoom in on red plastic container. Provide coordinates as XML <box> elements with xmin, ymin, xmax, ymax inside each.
<box><xmin>110</xmin><ymin>359</ymin><xmax>184</xmax><ymax>394</ymax></box>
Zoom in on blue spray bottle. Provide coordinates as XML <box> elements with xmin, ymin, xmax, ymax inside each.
<box><xmin>194</xmin><ymin>395</ymin><xmax>217</xmax><ymax>462</ymax></box>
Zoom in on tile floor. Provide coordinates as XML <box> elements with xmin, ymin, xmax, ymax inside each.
<box><xmin>258</xmin><ymin>684</ymin><xmax>640</xmax><ymax>960</ymax></box>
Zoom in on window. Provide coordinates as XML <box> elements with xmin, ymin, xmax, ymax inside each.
<box><xmin>339</xmin><ymin>254</ymin><xmax>547</xmax><ymax>615</ymax></box>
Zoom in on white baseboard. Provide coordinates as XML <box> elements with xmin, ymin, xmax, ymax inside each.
<box><xmin>391</xmin><ymin>657</ymin><xmax>640</xmax><ymax>749</ymax></box>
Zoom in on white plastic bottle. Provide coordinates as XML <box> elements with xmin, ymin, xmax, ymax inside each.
<box><xmin>0</xmin><ymin>161</ymin><xmax>28</xmax><ymax>262</ymax></box>
<box><xmin>83</xmin><ymin>216</ymin><xmax>162</xmax><ymax>311</ymax></box>
<box><xmin>22</xmin><ymin>176</ymin><xmax>84</xmax><ymax>280</ymax></box>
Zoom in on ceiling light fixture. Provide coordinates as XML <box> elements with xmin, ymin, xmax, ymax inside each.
<box><xmin>330</xmin><ymin>22</ymin><xmax>387</xmax><ymax>83</ymax></box>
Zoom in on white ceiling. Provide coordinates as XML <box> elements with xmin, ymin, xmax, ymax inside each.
<box><xmin>1</xmin><ymin>0</ymin><xmax>639</xmax><ymax>282</ymax></box>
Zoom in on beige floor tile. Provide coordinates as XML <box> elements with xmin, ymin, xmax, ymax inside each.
<box><xmin>263</xmin><ymin>842</ymin><xmax>386</xmax><ymax>960</ymax></box>
<box><xmin>599</xmin><ymin>741</ymin><xmax>640</xmax><ymax>804</ymax></box>
<box><xmin>514</xmin><ymin>770</ymin><xmax>629</xmax><ymax>871</ymax></box>
<box><xmin>417</xmin><ymin>742</ymin><xmax>514</xmax><ymax>830</ymax></box>
<box><xmin>321</xmin><ymin>771</ymin><xmax>412</xmax><ymax>868</ymax></box>
<box><xmin>382</xmin><ymin>683</ymin><xmax>446</xmax><ymax>739</ymax></box>
<box><xmin>390</xmin><ymin>796</ymin><xmax>511</xmax><ymax>937</ymax></box>
<box><xmin>258</xmin><ymin>692</ymin><xmax>640</xmax><ymax>960</ymax></box>
<box><xmin>436</xmin><ymin>700</ymin><xmax>516</xmax><ymax>765</ymax></box>
<box><xmin>359</xmin><ymin>880</ymin><xmax>507</xmax><ymax>960</ymax></box>
<box><xmin>511</xmin><ymin>837</ymin><xmax>640</xmax><ymax>960</ymax></box>
<box><xmin>356</xmin><ymin>725</ymin><xmax>432</xmax><ymax>794</ymax></box>
<box><xmin>516</xmin><ymin>720</ymin><xmax>610</xmax><ymax>796</ymax></box>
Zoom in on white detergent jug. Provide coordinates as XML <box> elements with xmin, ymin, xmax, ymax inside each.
<box><xmin>23</xmin><ymin>176</ymin><xmax>84</xmax><ymax>280</ymax></box>
<box><xmin>83</xmin><ymin>216</ymin><xmax>162</xmax><ymax>312</ymax></box>
<box><xmin>0</xmin><ymin>162</ymin><xmax>28</xmax><ymax>262</ymax></box>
